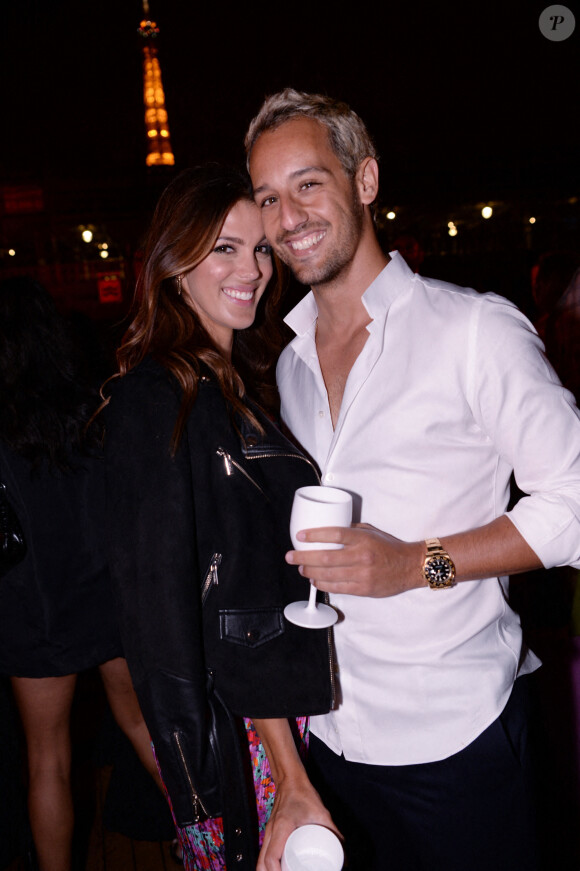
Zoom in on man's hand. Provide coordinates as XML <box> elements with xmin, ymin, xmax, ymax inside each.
<box><xmin>286</xmin><ymin>515</ymin><xmax>543</xmax><ymax>597</ymax></box>
<box><xmin>285</xmin><ymin>523</ymin><xmax>424</xmax><ymax>598</ymax></box>
<box><xmin>257</xmin><ymin>774</ymin><xmax>340</xmax><ymax>871</ymax></box>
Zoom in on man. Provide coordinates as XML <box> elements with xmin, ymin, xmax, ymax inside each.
<box><xmin>245</xmin><ymin>89</ymin><xmax>580</xmax><ymax>870</ymax></box>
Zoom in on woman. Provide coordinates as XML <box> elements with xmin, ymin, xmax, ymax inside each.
<box><xmin>103</xmin><ymin>165</ymin><xmax>335</xmax><ymax>870</ymax></box>
<box><xmin>0</xmin><ymin>277</ymin><xmax>161</xmax><ymax>871</ymax></box>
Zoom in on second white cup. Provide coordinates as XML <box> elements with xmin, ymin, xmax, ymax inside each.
<box><xmin>281</xmin><ymin>824</ymin><xmax>344</xmax><ymax>871</ymax></box>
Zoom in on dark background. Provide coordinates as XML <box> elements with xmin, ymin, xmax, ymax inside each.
<box><xmin>2</xmin><ymin>0</ymin><xmax>578</xmax><ymax>202</ymax></box>
<box><xmin>0</xmin><ymin>0</ymin><xmax>578</xmax><ymax>319</ymax></box>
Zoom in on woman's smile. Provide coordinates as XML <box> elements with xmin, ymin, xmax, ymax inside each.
<box><xmin>182</xmin><ymin>199</ymin><xmax>273</xmax><ymax>354</ymax></box>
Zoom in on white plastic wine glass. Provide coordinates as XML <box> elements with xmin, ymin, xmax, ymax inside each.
<box><xmin>284</xmin><ymin>485</ymin><xmax>352</xmax><ymax>629</ymax></box>
<box><xmin>282</xmin><ymin>824</ymin><xmax>344</xmax><ymax>871</ymax></box>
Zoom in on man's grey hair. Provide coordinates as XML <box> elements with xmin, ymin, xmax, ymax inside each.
<box><xmin>244</xmin><ymin>88</ymin><xmax>378</xmax><ymax>178</ymax></box>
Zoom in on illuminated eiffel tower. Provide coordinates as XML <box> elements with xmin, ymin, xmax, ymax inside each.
<box><xmin>137</xmin><ymin>0</ymin><xmax>175</xmax><ymax>167</ymax></box>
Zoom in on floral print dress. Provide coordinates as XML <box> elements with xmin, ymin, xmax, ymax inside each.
<box><xmin>164</xmin><ymin>717</ymin><xmax>308</xmax><ymax>870</ymax></box>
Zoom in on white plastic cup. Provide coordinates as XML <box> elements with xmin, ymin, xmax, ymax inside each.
<box><xmin>289</xmin><ymin>486</ymin><xmax>353</xmax><ymax>551</ymax></box>
<box><xmin>281</xmin><ymin>824</ymin><xmax>344</xmax><ymax>871</ymax></box>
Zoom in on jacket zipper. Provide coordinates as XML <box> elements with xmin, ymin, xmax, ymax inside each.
<box><xmin>172</xmin><ymin>730</ymin><xmax>209</xmax><ymax>823</ymax></box>
<box><xmin>244</xmin><ymin>450</ymin><xmax>321</xmax><ymax>483</ymax></box>
<box><xmin>216</xmin><ymin>447</ymin><xmax>266</xmax><ymax>496</ymax></box>
<box><xmin>201</xmin><ymin>552</ymin><xmax>222</xmax><ymax>606</ymax></box>
<box><xmin>326</xmin><ymin>613</ymin><xmax>337</xmax><ymax>709</ymax></box>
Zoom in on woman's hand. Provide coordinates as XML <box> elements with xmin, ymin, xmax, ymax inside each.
<box><xmin>258</xmin><ymin>771</ymin><xmax>339</xmax><ymax>871</ymax></box>
<box><xmin>252</xmin><ymin>717</ymin><xmax>341</xmax><ymax>870</ymax></box>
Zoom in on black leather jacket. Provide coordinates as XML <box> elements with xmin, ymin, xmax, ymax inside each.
<box><xmin>104</xmin><ymin>358</ymin><xmax>335</xmax><ymax>866</ymax></box>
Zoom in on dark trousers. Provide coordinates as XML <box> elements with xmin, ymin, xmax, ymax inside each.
<box><xmin>308</xmin><ymin>675</ymin><xmax>539</xmax><ymax>871</ymax></box>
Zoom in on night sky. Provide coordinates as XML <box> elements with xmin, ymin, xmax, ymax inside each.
<box><xmin>1</xmin><ymin>0</ymin><xmax>579</xmax><ymax>208</ymax></box>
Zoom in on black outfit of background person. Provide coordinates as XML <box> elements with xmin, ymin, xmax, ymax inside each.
<box><xmin>0</xmin><ymin>277</ymin><xmax>164</xmax><ymax>871</ymax></box>
<box><xmin>0</xmin><ymin>284</ymin><xmax>121</xmax><ymax>675</ymax></box>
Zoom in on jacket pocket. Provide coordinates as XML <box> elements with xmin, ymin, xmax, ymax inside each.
<box><xmin>219</xmin><ymin>608</ymin><xmax>284</xmax><ymax>648</ymax></box>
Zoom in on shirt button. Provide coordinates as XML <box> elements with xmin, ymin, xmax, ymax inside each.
<box><xmin>325</xmin><ymin>473</ymin><xmax>334</xmax><ymax>483</ymax></box>
<box><xmin>318</xmin><ymin>410</ymin><xmax>325</xmax><ymax>418</ymax></box>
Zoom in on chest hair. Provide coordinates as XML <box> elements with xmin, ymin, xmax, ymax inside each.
<box><xmin>317</xmin><ymin>327</ymin><xmax>369</xmax><ymax>428</ymax></box>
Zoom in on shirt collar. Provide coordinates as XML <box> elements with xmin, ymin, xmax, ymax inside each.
<box><xmin>283</xmin><ymin>250</ymin><xmax>415</xmax><ymax>337</ymax></box>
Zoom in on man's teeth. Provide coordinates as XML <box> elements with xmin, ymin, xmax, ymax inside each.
<box><xmin>223</xmin><ymin>288</ymin><xmax>254</xmax><ymax>300</ymax></box>
<box><xmin>289</xmin><ymin>232</ymin><xmax>325</xmax><ymax>251</ymax></box>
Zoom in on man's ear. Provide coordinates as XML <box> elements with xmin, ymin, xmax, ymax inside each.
<box><xmin>356</xmin><ymin>157</ymin><xmax>379</xmax><ymax>205</ymax></box>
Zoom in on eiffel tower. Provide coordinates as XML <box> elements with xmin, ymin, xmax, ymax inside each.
<box><xmin>137</xmin><ymin>1</ymin><xmax>175</xmax><ymax>167</ymax></box>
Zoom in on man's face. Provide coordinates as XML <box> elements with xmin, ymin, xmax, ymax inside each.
<box><xmin>249</xmin><ymin>117</ymin><xmax>364</xmax><ymax>287</ymax></box>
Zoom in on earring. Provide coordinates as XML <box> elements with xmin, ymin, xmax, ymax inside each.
<box><xmin>176</xmin><ymin>274</ymin><xmax>183</xmax><ymax>296</ymax></box>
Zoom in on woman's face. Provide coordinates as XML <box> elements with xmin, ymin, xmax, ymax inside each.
<box><xmin>181</xmin><ymin>199</ymin><xmax>273</xmax><ymax>356</ymax></box>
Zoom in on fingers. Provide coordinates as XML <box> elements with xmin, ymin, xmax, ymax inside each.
<box><xmin>286</xmin><ymin>528</ymin><xmax>365</xmax><ymax>565</ymax></box>
<box><xmin>285</xmin><ymin>549</ymin><xmax>358</xmax><ymax>570</ymax></box>
<box><xmin>304</xmin><ymin>574</ymin><xmax>372</xmax><ymax>597</ymax></box>
<box><xmin>256</xmin><ymin>824</ymin><xmax>276</xmax><ymax>871</ymax></box>
<box><xmin>257</xmin><ymin>816</ymin><xmax>293</xmax><ymax>871</ymax></box>
<box><xmin>292</xmin><ymin>525</ymin><xmax>351</xmax><ymax>548</ymax></box>
<box><xmin>284</xmin><ymin>524</ymin><xmax>402</xmax><ymax>598</ymax></box>
<box><xmin>288</xmin><ymin>558</ymin><xmax>367</xmax><ymax>591</ymax></box>
<box><xmin>261</xmin><ymin>831</ymin><xmax>286</xmax><ymax>870</ymax></box>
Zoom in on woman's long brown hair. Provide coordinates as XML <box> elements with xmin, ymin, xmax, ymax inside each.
<box><xmin>110</xmin><ymin>164</ymin><xmax>289</xmax><ymax>452</ymax></box>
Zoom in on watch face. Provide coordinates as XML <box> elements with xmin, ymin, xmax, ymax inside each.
<box><xmin>425</xmin><ymin>557</ymin><xmax>454</xmax><ymax>585</ymax></box>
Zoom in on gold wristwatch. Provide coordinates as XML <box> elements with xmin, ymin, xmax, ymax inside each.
<box><xmin>422</xmin><ymin>538</ymin><xmax>456</xmax><ymax>589</ymax></box>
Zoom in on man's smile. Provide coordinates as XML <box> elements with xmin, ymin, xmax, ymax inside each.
<box><xmin>286</xmin><ymin>230</ymin><xmax>327</xmax><ymax>254</ymax></box>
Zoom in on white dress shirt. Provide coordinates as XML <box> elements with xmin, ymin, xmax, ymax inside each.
<box><xmin>277</xmin><ymin>252</ymin><xmax>580</xmax><ymax>765</ymax></box>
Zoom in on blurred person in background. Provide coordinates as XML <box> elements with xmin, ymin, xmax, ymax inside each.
<box><xmin>0</xmin><ymin>277</ymin><xmax>160</xmax><ymax>871</ymax></box>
